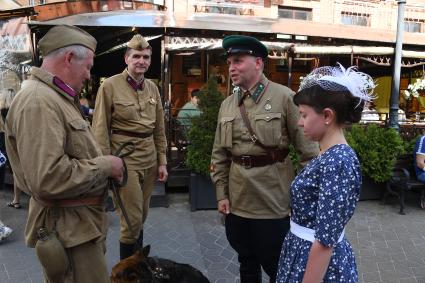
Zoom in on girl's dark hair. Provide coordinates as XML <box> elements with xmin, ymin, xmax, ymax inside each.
<box><xmin>293</xmin><ymin>84</ymin><xmax>365</xmax><ymax>124</ymax></box>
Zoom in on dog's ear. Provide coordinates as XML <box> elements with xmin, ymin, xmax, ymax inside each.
<box><xmin>142</xmin><ymin>245</ymin><xmax>151</xmax><ymax>257</ymax></box>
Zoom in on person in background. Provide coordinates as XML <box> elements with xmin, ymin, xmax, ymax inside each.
<box><xmin>211</xmin><ymin>35</ymin><xmax>319</xmax><ymax>283</ymax></box>
<box><xmin>414</xmin><ymin>135</ymin><xmax>425</xmax><ymax>209</ymax></box>
<box><xmin>276</xmin><ymin>64</ymin><xmax>374</xmax><ymax>283</ymax></box>
<box><xmin>5</xmin><ymin>25</ymin><xmax>124</xmax><ymax>282</ymax></box>
<box><xmin>0</xmin><ymin>89</ymin><xmax>21</xmax><ymax>209</ymax></box>
<box><xmin>92</xmin><ymin>34</ymin><xmax>168</xmax><ymax>260</ymax></box>
<box><xmin>0</xmin><ymin>148</ymin><xmax>12</xmax><ymax>243</ymax></box>
<box><xmin>176</xmin><ymin>88</ymin><xmax>201</xmax><ymax>134</ymax></box>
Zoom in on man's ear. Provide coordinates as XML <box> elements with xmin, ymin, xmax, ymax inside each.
<box><xmin>63</xmin><ymin>51</ymin><xmax>74</xmax><ymax>68</ymax></box>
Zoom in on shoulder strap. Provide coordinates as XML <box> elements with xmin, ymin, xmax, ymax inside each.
<box><xmin>239</xmin><ymin>102</ymin><xmax>275</xmax><ymax>153</ymax></box>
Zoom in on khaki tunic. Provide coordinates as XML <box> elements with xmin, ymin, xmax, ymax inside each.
<box><xmin>91</xmin><ymin>70</ymin><xmax>167</xmax><ymax>168</ymax></box>
<box><xmin>5</xmin><ymin>67</ymin><xmax>112</xmax><ymax>248</ymax></box>
<box><xmin>211</xmin><ymin>75</ymin><xmax>319</xmax><ymax>219</ymax></box>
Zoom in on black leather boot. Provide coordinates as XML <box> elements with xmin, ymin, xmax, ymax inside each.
<box><xmin>136</xmin><ymin>230</ymin><xmax>143</xmax><ymax>247</ymax></box>
<box><xmin>119</xmin><ymin>242</ymin><xmax>135</xmax><ymax>260</ymax></box>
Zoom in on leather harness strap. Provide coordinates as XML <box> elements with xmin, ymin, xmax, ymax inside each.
<box><xmin>238</xmin><ymin>101</ymin><xmax>289</xmax><ymax>166</ymax></box>
<box><xmin>232</xmin><ymin>151</ymin><xmax>287</xmax><ymax>168</ymax></box>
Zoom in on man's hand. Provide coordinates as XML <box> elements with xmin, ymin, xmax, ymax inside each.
<box><xmin>106</xmin><ymin>155</ymin><xmax>124</xmax><ymax>183</ymax></box>
<box><xmin>218</xmin><ymin>199</ymin><xmax>230</xmax><ymax>215</ymax></box>
<box><xmin>158</xmin><ymin>165</ymin><xmax>168</xmax><ymax>182</ymax></box>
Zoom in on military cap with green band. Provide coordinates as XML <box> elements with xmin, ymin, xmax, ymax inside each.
<box><xmin>222</xmin><ymin>35</ymin><xmax>268</xmax><ymax>58</ymax></box>
<box><xmin>127</xmin><ymin>34</ymin><xmax>151</xmax><ymax>50</ymax></box>
<box><xmin>38</xmin><ymin>25</ymin><xmax>97</xmax><ymax>56</ymax></box>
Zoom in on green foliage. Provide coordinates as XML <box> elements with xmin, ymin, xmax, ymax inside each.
<box><xmin>186</xmin><ymin>78</ymin><xmax>224</xmax><ymax>176</ymax></box>
<box><xmin>288</xmin><ymin>144</ymin><xmax>302</xmax><ymax>174</ymax></box>
<box><xmin>345</xmin><ymin>124</ymin><xmax>405</xmax><ymax>183</ymax></box>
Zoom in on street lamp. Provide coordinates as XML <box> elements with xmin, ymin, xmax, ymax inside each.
<box><xmin>388</xmin><ymin>0</ymin><xmax>406</xmax><ymax>131</ymax></box>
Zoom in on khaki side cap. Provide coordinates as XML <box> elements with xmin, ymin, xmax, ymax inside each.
<box><xmin>127</xmin><ymin>34</ymin><xmax>150</xmax><ymax>50</ymax></box>
<box><xmin>39</xmin><ymin>25</ymin><xmax>97</xmax><ymax>56</ymax></box>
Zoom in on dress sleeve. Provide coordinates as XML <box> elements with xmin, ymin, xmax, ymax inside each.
<box><xmin>314</xmin><ymin>155</ymin><xmax>360</xmax><ymax>247</ymax></box>
<box><xmin>91</xmin><ymin>81</ymin><xmax>113</xmax><ymax>155</ymax></box>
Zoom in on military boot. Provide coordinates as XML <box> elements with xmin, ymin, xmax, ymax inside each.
<box><xmin>119</xmin><ymin>242</ymin><xmax>135</xmax><ymax>260</ymax></box>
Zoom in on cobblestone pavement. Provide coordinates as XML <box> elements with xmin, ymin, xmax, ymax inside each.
<box><xmin>1</xmin><ymin>187</ymin><xmax>425</xmax><ymax>283</ymax></box>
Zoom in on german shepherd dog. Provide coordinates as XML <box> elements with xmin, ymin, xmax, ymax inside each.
<box><xmin>111</xmin><ymin>245</ymin><xmax>210</xmax><ymax>283</ymax></box>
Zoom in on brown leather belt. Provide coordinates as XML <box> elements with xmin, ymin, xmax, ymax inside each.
<box><xmin>36</xmin><ymin>196</ymin><xmax>104</xmax><ymax>208</ymax></box>
<box><xmin>111</xmin><ymin>129</ymin><xmax>152</xmax><ymax>138</ymax></box>
<box><xmin>232</xmin><ymin>150</ymin><xmax>288</xmax><ymax>169</ymax></box>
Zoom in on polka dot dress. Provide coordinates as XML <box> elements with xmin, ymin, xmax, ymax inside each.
<box><xmin>276</xmin><ymin>144</ymin><xmax>361</xmax><ymax>283</ymax></box>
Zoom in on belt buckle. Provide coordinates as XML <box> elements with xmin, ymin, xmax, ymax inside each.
<box><xmin>240</xmin><ymin>155</ymin><xmax>252</xmax><ymax>169</ymax></box>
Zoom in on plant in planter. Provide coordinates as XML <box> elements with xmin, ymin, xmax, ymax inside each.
<box><xmin>404</xmin><ymin>78</ymin><xmax>425</xmax><ymax>107</ymax></box>
<box><xmin>186</xmin><ymin>77</ymin><xmax>224</xmax><ymax>210</ymax></box>
<box><xmin>345</xmin><ymin>124</ymin><xmax>405</xmax><ymax>200</ymax></box>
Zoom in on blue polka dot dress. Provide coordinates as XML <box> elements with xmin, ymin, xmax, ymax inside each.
<box><xmin>276</xmin><ymin>144</ymin><xmax>361</xmax><ymax>283</ymax></box>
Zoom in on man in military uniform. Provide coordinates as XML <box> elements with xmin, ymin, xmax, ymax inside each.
<box><xmin>211</xmin><ymin>35</ymin><xmax>319</xmax><ymax>283</ymax></box>
<box><xmin>92</xmin><ymin>34</ymin><xmax>168</xmax><ymax>260</ymax></box>
<box><xmin>5</xmin><ymin>25</ymin><xmax>124</xmax><ymax>282</ymax></box>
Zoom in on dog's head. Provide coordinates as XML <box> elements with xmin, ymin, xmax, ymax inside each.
<box><xmin>111</xmin><ymin>245</ymin><xmax>154</xmax><ymax>283</ymax></box>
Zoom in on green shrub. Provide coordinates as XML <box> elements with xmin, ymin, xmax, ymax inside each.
<box><xmin>186</xmin><ymin>78</ymin><xmax>224</xmax><ymax>176</ymax></box>
<box><xmin>345</xmin><ymin>124</ymin><xmax>405</xmax><ymax>183</ymax></box>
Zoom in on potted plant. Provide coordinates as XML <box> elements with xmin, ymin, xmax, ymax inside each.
<box><xmin>186</xmin><ymin>77</ymin><xmax>224</xmax><ymax>211</ymax></box>
<box><xmin>404</xmin><ymin>78</ymin><xmax>425</xmax><ymax>107</ymax></box>
<box><xmin>346</xmin><ymin>124</ymin><xmax>405</xmax><ymax>200</ymax></box>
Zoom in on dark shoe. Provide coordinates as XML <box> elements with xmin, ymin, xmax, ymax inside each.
<box><xmin>136</xmin><ymin>230</ymin><xmax>143</xmax><ymax>248</ymax></box>
<box><xmin>7</xmin><ymin>202</ymin><xmax>21</xmax><ymax>209</ymax></box>
<box><xmin>240</xmin><ymin>274</ymin><xmax>262</xmax><ymax>283</ymax></box>
<box><xmin>119</xmin><ymin>242</ymin><xmax>135</xmax><ymax>260</ymax></box>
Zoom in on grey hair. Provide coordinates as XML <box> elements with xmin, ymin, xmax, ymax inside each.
<box><xmin>0</xmin><ymin>89</ymin><xmax>16</xmax><ymax>110</ymax></box>
<box><xmin>45</xmin><ymin>45</ymin><xmax>92</xmax><ymax>61</ymax></box>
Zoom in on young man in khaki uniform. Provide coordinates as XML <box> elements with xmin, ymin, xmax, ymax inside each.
<box><xmin>92</xmin><ymin>34</ymin><xmax>168</xmax><ymax>260</ymax></box>
<box><xmin>211</xmin><ymin>35</ymin><xmax>319</xmax><ymax>283</ymax></box>
<box><xmin>5</xmin><ymin>25</ymin><xmax>124</xmax><ymax>283</ymax></box>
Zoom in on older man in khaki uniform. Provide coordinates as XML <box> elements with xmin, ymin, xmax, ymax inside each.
<box><xmin>211</xmin><ymin>35</ymin><xmax>319</xmax><ymax>283</ymax></box>
<box><xmin>5</xmin><ymin>25</ymin><xmax>124</xmax><ymax>283</ymax></box>
<box><xmin>92</xmin><ymin>34</ymin><xmax>168</xmax><ymax>260</ymax></box>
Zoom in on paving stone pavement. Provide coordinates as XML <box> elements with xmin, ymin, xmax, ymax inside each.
<box><xmin>1</xmin><ymin>187</ymin><xmax>425</xmax><ymax>283</ymax></box>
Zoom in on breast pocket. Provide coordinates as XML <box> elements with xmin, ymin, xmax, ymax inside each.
<box><xmin>114</xmin><ymin>101</ymin><xmax>139</xmax><ymax>120</ymax></box>
<box><xmin>219</xmin><ymin>116</ymin><xmax>235</xmax><ymax>148</ymax></box>
<box><xmin>68</xmin><ymin>119</ymin><xmax>91</xmax><ymax>157</ymax></box>
<box><xmin>254</xmin><ymin>112</ymin><xmax>282</xmax><ymax>146</ymax></box>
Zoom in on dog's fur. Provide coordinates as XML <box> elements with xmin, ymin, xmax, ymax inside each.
<box><xmin>111</xmin><ymin>245</ymin><xmax>210</xmax><ymax>283</ymax></box>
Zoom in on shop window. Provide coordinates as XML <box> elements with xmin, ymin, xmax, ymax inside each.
<box><xmin>340</xmin><ymin>12</ymin><xmax>370</xmax><ymax>27</ymax></box>
<box><xmin>278</xmin><ymin>6</ymin><xmax>312</xmax><ymax>21</ymax></box>
<box><xmin>404</xmin><ymin>20</ymin><xmax>424</xmax><ymax>33</ymax></box>
<box><xmin>182</xmin><ymin>53</ymin><xmax>202</xmax><ymax>77</ymax></box>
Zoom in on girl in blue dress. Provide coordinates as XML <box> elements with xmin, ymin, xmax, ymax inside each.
<box><xmin>276</xmin><ymin>64</ymin><xmax>375</xmax><ymax>283</ymax></box>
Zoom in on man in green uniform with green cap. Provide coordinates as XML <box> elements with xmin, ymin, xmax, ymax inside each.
<box><xmin>211</xmin><ymin>35</ymin><xmax>319</xmax><ymax>282</ymax></box>
<box><xmin>5</xmin><ymin>25</ymin><xmax>124</xmax><ymax>282</ymax></box>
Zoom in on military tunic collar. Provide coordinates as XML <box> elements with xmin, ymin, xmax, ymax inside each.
<box><xmin>237</xmin><ymin>74</ymin><xmax>269</xmax><ymax>105</ymax></box>
<box><xmin>30</xmin><ymin>67</ymin><xmax>76</xmax><ymax>102</ymax></box>
<box><xmin>124</xmin><ymin>69</ymin><xmax>145</xmax><ymax>91</ymax></box>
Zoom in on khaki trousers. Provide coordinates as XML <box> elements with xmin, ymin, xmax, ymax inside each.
<box><xmin>43</xmin><ymin>240</ymin><xmax>109</xmax><ymax>283</ymax></box>
<box><xmin>114</xmin><ymin>166</ymin><xmax>157</xmax><ymax>244</ymax></box>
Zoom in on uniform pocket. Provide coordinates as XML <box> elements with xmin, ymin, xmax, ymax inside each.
<box><xmin>114</xmin><ymin>101</ymin><xmax>139</xmax><ymax>120</ymax></box>
<box><xmin>254</xmin><ymin>112</ymin><xmax>282</xmax><ymax>146</ymax></box>
<box><xmin>68</xmin><ymin>119</ymin><xmax>90</xmax><ymax>156</ymax></box>
<box><xmin>219</xmin><ymin>116</ymin><xmax>235</xmax><ymax>148</ymax></box>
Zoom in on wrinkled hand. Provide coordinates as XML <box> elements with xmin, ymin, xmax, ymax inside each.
<box><xmin>107</xmin><ymin>155</ymin><xmax>124</xmax><ymax>183</ymax></box>
<box><xmin>158</xmin><ymin>165</ymin><xmax>168</xmax><ymax>182</ymax></box>
<box><xmin>218</xmin><ymin>199</ymin><xmax>230</xmax><ymax>215</ymax></box>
